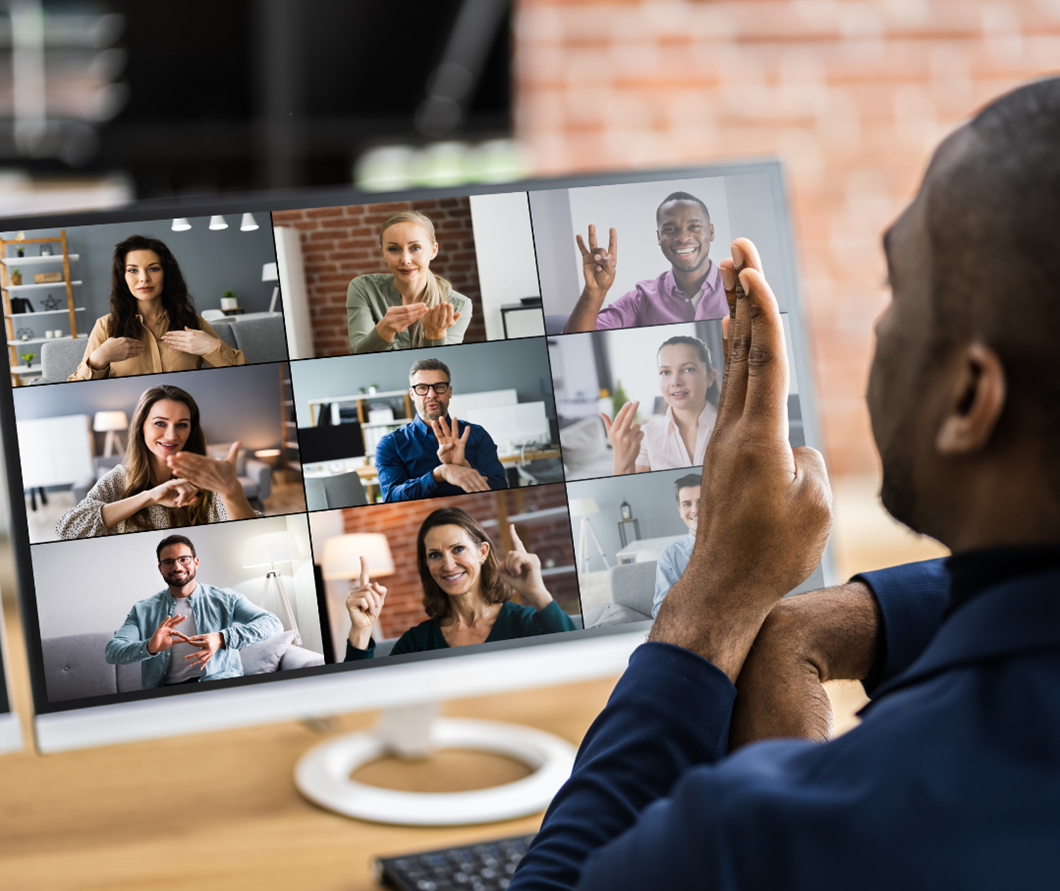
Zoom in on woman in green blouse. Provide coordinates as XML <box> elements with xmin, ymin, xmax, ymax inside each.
<box><xmin>346</xmin><ymin>210</ymin><xmax>473</xmax><ymax>353</ymax></box>
<box><xmin>344</xmin><ymin>507</ymin><xmax>576</xmax><ymax>660</ymax></box>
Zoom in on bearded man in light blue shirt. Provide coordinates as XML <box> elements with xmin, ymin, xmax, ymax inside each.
<box><xmin>651</xmin><ymin>473</ymin><xmax>701</xmax><ymax>619</ymax></box>
<box><xmin>105</xmin><ymin>533</ymin><xmax>283</xmax><ymax>687</ymax></box>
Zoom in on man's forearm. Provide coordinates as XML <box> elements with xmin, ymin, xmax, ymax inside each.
<box><xmin>728</xmin><ymin>581</ymin><xmax>879</xmax><ymax>750</ymax></box>
<box><xmin>562</xmin><ymin>288</ymin><xmax>606</xmax><ymax>333</ymax></box>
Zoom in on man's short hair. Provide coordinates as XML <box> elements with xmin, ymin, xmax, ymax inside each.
<box><xmin>409</xmin><ymin>357</ymin><xmax>451</xmax><ymax>381</ymax></box>
<box><xmin>157</xmin><ymin>534</ymin><xmax>196</xmax><ymax>562</ymax></box>
<box><xmin>926</xmin><ymin>79</ymin><xmax>1060</xmax><ymax>475</ymax></box>
<box><xmin>674</xmin><ymin>473</ymin><xmax>702</xmax><ymax>503</ymax></box>
<box><xmin>657</xmin><ymin>192</ymin><xmax>710</xmax><ymax>227</ymax></box>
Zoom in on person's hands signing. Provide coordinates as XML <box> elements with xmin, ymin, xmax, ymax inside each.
<box><xmin>600</xmin><ymin>401</ymin><xmax>644</xmax><ymax>476</ymax></box>
<box><xmin>649</xmin><ymin>237</ymin><xmax>832</xmax><ymax>683</ymax></box>
<box><xmin>422</xmin><ymin>302</ymin><xmax>461</xmax><ymax>341</ymax></box>
<box><xmin>346</xmin><ymin>556</ymin><xmax>387</xmax><ymax>651</ymax></box>
<box><xmin>377</xmin><ymin>303</ymin><xmax>429</xmax><ymax>342</ymax></box>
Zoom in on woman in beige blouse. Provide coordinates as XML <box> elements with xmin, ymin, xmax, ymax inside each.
<box><xmin>69</xmin><ymin>234</ymin><xmax>245</xmax><ymax>381</ymax></box>
<box><xmin>56</xmin><ymin>383</ymin><xmax>258</xmax><ymax>539</ymax></box>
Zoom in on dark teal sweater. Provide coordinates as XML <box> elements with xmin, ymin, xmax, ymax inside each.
<box><xmin>345</xmin><ymin>600</ymin><xmax>576</xmax><ymax>661</ymax></box>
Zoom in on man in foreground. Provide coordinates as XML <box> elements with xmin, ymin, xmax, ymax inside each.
<box><xmin>105</xmin><ymin>534</ymin><xmax>283</xmax><ymax>686</ymax></box>
<box><xmin>651</xmin><ymin>472</ymin><xmax>701</xmax><ymax>619</ymax></box>
<box><xmin>513</xmin><ymin>78</ymin><xmax>1060</xmax><ymax>888</ymax></box>
<box><xmin>562</xmin><ymin>192</ymin><xmax>728</xmax><ymax>332</ymax></box>
<box><xmin>375</xmin><ymin>357</ymin><xmax>508</xmax><ymax>501</ymax></box>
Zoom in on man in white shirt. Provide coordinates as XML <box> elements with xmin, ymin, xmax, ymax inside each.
<box><xmin>651</xmin><ymin>473</ymin><xmax>701</xmax><ymax>618</ymax></box>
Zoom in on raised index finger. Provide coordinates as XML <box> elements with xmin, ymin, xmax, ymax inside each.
<box><xmin>359</xmin><ymin>555</ymin><xmax>370</xmax><ymax>589</ymax></box>
<box><xmin>508</xmin><ymin>523</ymin><xmax>527</xmax><ymax>553</ymax></box>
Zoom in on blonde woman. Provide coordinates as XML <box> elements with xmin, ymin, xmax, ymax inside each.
<box><xmin>56</xmin><ymin>384</ymin><xmax>257</xmax><ymax>539</ymax></box>
<box><xmin>346</xmin><ymin>210</ymin><xmax>473</xmax><ymax>353</ymax></box>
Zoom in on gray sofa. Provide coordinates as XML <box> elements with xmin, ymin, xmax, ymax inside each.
<box><xmin>33</xmin><ymin>314</ymin><xmax>288</xmax><ymax>384</ymax></box>
<box><xmin>585</xmin><ymin>560</ymin><xmax>657</xmax><ymax>628</ymax></box>
<box><xmin>42</xmin><ymin>629</ymin><xmax>324</xmax><ymax>702</ymax></box>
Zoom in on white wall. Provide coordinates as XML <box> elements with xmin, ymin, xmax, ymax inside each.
<box><xmin>33</xmin><ymin>515</ymin><xmax>323</xmax><ymax>655</ymax></box>
<box><xmin>469</xmin><ymin>192</ymin><xmax>544</xmax><ymax>340</ymax></box>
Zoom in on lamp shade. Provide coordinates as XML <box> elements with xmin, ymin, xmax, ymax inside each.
<box><xmin>171</xmin><ymin>218</ymin><xmax>191</xmax><ymax>232</ymax></box>
<box><xmin>243</xmin><ymin>531</ymin><xmax>301</xmax><ymax>568</ymax></box>
<box><xmin>93</xmin><ymin>410</ymin><xmax>128</xmax><ymax>432</ymax></box>
<box><xmin>261</xmin><ymin>261</ymin><xmax>278</xmax><ymax>282</ymax></box>
<box><xmin>322</xmin><ymin>533</ymin><xmax>395</xmax><ymax>581</ymax></box>
<box><xmin>209</xmin><ymin>215</ymin><xmax>228</xmax><ymax>230</ymax></box>
<box><xmin>240</xmin><ymin>213</ymin><xmax>260</xmax><ymax>231</ymax></box>
<box><xmin>567</xmin><ymin>498</ymin><xmax>599</xmax><ymax>518</ymax></box>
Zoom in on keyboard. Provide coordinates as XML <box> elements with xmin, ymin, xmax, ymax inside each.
<box><xmin>372</xmin><ymin>833</ymin><xmax>535</xmax><ymax>891</ymax></box>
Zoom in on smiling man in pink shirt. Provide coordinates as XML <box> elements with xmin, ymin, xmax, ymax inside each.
<box><xmin>563</xmin><ymin>191</ymin><xmax>729</xmax><ymax>333</ymax></box>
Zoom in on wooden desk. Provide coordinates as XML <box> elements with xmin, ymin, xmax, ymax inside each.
<box><xmin>0</xmin><ymin>591</ymin><xmax>616</xmax><ymax>891</ymax></box>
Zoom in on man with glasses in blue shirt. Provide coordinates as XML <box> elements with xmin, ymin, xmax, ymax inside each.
<box><xmin>104</xmin><ymin>534</ymin><xmax>283</xmax><ymax>686</ymax></box>
<box><xmin>375</xmin><ymin>357</ymin><xmax>509</xmax><ymax>502</ymax></box>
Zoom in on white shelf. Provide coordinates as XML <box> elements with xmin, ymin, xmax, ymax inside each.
<box><xmin>3</xmin><ymin>280</ymin><xmax>82</xmax><ymax>292</ymax></box>
<box><xmin>11</xmin><ymin>364</ymin><xmax>42</xmax><ymax>375</ymax></box>
<box><xmin>0</xmin><ymin>254</ymin><xmax>79</xmax><ymax>266</ymax></box>
<box><xmin>8</xmin><ymin>334</ymin><xmax>87</xmax><ymax>347</ymax></box>
<box><xmin>6</xmin><ymin>308</ymin><xmax>85</xmax><ymax>318</ymax></box>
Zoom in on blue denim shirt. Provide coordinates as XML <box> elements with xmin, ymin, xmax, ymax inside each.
<box><xmin>375</xmin><ymin>414</ymin><xmax>508</xmax><ymax>502</ymax></box>
<box><xmin>104</xmin><ymin>583</ymin><xmax>283</xmax><ymax>687</ymax></box>
<box><xmin>652</xmin><ymin>532</ymin><xmax>695</xmax><ymax>618</ymax></box>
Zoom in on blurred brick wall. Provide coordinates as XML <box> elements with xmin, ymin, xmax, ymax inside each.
<box><xmin>340</xmin><ymin>485</ymin><xmax>579</xmax><ymax>639</ymax></box>
<box><xmin>272</xmin><ymin>197</ymin><xmax>487</xmax><ymax>358</ymax></box>
<box><xmin>514</xmin><ymin>0</ymin><xmax>1060</xmax><ymax>475</ymax></box>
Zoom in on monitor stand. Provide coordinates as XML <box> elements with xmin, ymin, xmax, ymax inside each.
<box><xmin>294</xmin><ymin>702</ymin><xmax>577</xmax><ymax>825</ymax></box>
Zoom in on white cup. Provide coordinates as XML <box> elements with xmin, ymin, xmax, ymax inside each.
<box><xmin>45</xmin><ymin>331</ymin><xmax>54</xmax><ymax>339</ymax></box>
<box><xmin>53</xmin><ymin>329</ymin><xmax>63</xmax><ymax>338</ymax></box>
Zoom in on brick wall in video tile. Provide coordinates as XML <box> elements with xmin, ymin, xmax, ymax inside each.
<box><xmin>341</xmin><ymin>487</ymin><xmax>578</xmax><ymax>640</ymax></box>
<box><xmin>272</xmin><ymin>197</ymin><xmax>487</xmax><ymax>357</ymax></box>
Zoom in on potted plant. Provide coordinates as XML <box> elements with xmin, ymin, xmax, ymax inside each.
<box><xmin>221</xmin><ymin>289</ymin><xmax>239</xmax><ymax>311</ymax></box>
<box><xmin>16</xmin><ymin>246</ymin><xmax>24</xmax><ymax>258</ymax></box>
<box><xmin>10</xmin><ymin>268</ymin><xmax>21</xmax><ymax>286</ymax></box>
<box><xmin>20</xmin><ymin>351</ymin><xmax>35</xmax><ymax>368</ymax></box>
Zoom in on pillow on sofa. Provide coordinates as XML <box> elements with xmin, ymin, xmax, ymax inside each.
<box><xmin>239</xmin><ymin>630</ymin><xmax>296</xmax><ymax>675</ymax></box>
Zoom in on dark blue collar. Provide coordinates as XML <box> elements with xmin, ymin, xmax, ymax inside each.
<box><xmin>864</xmin><ymin>569</ymin><xmax>1060</xmax><ymax>711</ymax></box>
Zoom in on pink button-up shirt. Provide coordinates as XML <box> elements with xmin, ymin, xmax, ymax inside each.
<box><xmin>595</xmin><ymin>263</ymin><xmax>727</xmax><ymax>330</ymax></box>
<box><xmin>636</xmin><ymin>402</ymin><xmax>718</xmax><ymax>470</ymax></box>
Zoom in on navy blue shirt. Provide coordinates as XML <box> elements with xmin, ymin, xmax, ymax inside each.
<box><xmin>510</xmin><ymin>558</ymin><xmax>1060</xmax><ymax>889</ymax></box>
<box><xmin>375</xmin><ymin>414</ymin><xmax>508</xmax><ymax>502</ymax></box>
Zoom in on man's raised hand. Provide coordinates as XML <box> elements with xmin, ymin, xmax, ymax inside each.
<box><xmin>433</xmin><ymin>414</ymin><xmax>470</xmax><ymax>465</ymax></box>
<box><xmin>346</xmin><ymin>556</ymin><xmax>387</xmax><ymax>651</ymax></box>
<box><xmin>146</xmin><ymin>614</ymin><xmax>190</xmax><ymax>655</ymax></box>
<box><xmin>649</xmin><ymin>237</ymin><xmax>832</xmax><ymax>682</ymax></box>
<box><xmin>575</xmin><ymin>224</ymin><xmax>618</xmax><ymax>297</ymax></box>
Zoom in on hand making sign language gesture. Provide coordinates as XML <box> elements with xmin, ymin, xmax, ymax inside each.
<box><xmin>181</xmin><ymin>632</ymin><xmax>225</xmax><ymax>671</ymax></box>
<box><xmin>145</xmin><ymin>614</ymin><xmax>190</xmax><ymax>655</ymax></box>
<box><xmin>565</xmin><ymin>224</ymin><xmax>619</xmax><ymax>333</ymax></box>
<box><xmin>649</xmin><ymin>237</ymin><xmax>832</xmax><ymax>683</ymax></box>
<box><xmin>499</xmin><ymin>524</ymin><xmax>555</xmax><ymax>612</ymax></box>
<box><xmin>599</xmin><ymin>400</ymin><xmax>645</xmax><ymax>476</ymax></box>
<box><xmin>377</xmin><ymin>302</ymin><xmax>430</xmax><ymax>342</ymax></box>
<box><xmin>160</xmin><ymin>326</ymin><xmax>225</xmax><ymax>357</ymax></box>
<box><xmin>345</xmin><ymin>556</ymin><xmax>387</xmax><ymax>652</ymax></box>
<box><xmin>421</xmin><ymin>302</ymin><xmax>462</xmax><ymax>342</ymax></box>
<box><xmin>166</xmin><ymin>441</ymin><xmax>258</xmax><ymax>521</ymax></box>
<box><xmin>432</xmin><ymin>413</ymin><xmax>470</xmax><ymax>466</ymax></box>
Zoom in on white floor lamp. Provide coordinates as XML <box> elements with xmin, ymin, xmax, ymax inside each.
<box><xmin>243</xmin><ymin>531</ymin><xmax>303</xmax><ymax>645</ymax></box>
<box><xmin>568</xmin><ymin>498</ymin><xmax>610</xmax><ymax>572</ymax></box>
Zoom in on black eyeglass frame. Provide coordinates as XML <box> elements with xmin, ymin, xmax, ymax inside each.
<box><xmin>410</xmin><ymin>382</ymin><xmax>452</xmax><ymax>396</ymax></box>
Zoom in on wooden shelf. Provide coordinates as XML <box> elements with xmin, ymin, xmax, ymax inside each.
<box><xmin>0</xmin><ymin>254</ymin><xmax>79</xmax><ymax>266</ymax></box>
<box><xmin>6</xmin><ymin>308</ymin><xmax>85</xmax><ymax>319</ymax></box>
<box><xmin>2</xmin><ymin>280</ymin><xmax>82</xmax><ymax>292</ymax></box>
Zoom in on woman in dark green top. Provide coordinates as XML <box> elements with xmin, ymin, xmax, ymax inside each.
<box><xmin>346</xmin><ymin>210</ymin><xmax>473</xmax><ymax>353</ymax></box>
<box><xmin>345</xmin><ymin>507</ymin><xmax>576</xmax><ymax>660</ymax></box>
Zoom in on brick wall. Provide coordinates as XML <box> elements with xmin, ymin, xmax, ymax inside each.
<box><xmin>272</xmin><ymin>197</ymin><xmax>487</xmax><ymax>358</ymax></box>
<box><xmin>514</xmin><ymin>0</ymin><xmax>1060</xmax><ymax>475</ymax></box>
<box><xmin>339</xmin><ymin>484</ymin><xmax>579</xmax><ymax>639</ymax></box>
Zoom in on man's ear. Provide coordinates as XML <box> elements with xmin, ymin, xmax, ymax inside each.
<box><xmin>708</xmin><ymin>223</ymin><xmax>715</xmax><ymax>243</ymax></box>
<box><xmin>935</xmin><ymin>342</ymin><xmax>1006</xmax><ymax>455</ymax></box>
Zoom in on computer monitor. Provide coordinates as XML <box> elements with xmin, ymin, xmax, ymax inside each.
<box><xmin>0</xmin><ymin>161</ymin><xmax>831</xmax><ymax>823</ymax></box>
<box><xmin>297</xmin><ymin>423</ymin><xmax>365</xmax><ymax>464</ymax></box>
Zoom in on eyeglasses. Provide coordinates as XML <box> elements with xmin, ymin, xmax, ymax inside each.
<box><xmin>411</xmin><ymin>382</ymin><xmax>451</xmax><ymax>396</ymax></box>
<box><xmin>160</xmin><ymin>556</ymin><xmax>195</xmax><ymax>569</ymax></box>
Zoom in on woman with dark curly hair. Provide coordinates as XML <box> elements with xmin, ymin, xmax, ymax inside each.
<box><xmin>343</xmin><ymin>507</ymin><xmax>576</xmax><ymax>660</ymax></box>
<box><xmin>68</xmin><ymin>234</ymin><xmax>245</xmax><ymax>381</ymax></box>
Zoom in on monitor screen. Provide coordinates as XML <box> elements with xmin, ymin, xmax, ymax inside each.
<box><xmin>0</xmin><ymin>162</ymin><xmax>830</xmax><ymax>755</ymax></box>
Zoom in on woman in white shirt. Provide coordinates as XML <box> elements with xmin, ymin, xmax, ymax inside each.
<box><xmin>600</xmin><ymin>334</ymin><xmax>719</xmax><ymax>475</ymax></box>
